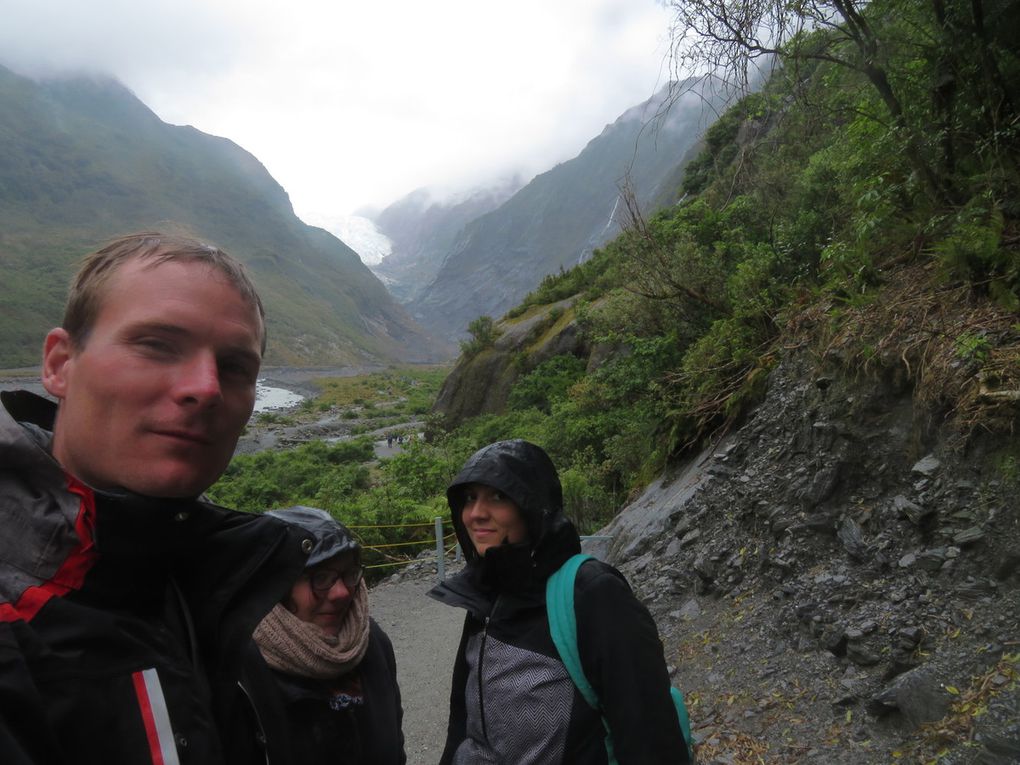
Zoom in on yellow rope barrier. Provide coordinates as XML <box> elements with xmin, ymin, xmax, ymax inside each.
<box><xmin>335</xmin><ymin>519</ymin><xmax>461</xmax><ymax>574</ymax></box>
<box><xmin>365</xmin><ymin>559</ymin><xmax>418</xmax><ymax>570</ymax></box>
<box><xmin>363</xmin><ymin>539</ymin><xmax>436</xmax><ymax>550</ymax></box>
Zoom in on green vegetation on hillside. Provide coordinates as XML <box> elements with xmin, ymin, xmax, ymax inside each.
<box><xmin>312</xmin><ymin>366</ymin><xmax>448</xmax><ymax>417</ymax></box>
<box><xmin>426</xmin><ymin>0</ymin><xmax>1019</xmax><ymax>530</ymax></box>
<box><xmin>0</xmin><ymin>66</ymin><xmax>443</xmax><ymax>368</ymax></box>
<box><xmin>211</xmin><ymin>0</ymin><xmax>1018</xmax><ymax>545</ymax></box>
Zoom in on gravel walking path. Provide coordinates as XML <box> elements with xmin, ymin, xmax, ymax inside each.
<box><xmin>369</xmin><ymin>561</ymin><xmax>465</xmax><ymax>765</ymax></box>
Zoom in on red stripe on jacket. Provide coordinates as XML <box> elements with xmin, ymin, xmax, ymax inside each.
<box><xmin>0</xmin><ymin>474</ymin><xmax>98</xmax><ymax>622</ymax></box>
<box><xmin>132</xmin><ymin>670</ymin><xmax>168</xmax><ymax>765</ymax></box>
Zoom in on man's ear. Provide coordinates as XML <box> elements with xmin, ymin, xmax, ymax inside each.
<box><xmin>42</xmin><ymin>328</ymin><xmax>74</xmax><ymax>399</ymax></box>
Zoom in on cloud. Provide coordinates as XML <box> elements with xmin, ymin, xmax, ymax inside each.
<box><xmin>0</xmin><ymin>0</ymin><xmax>674</xmax><ymax>219</ymax></box>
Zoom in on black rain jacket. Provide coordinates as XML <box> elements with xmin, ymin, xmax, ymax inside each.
<box><xmin>0</xmin><ymin>390</ymin><xmax>310</xmax><ymax>765</ymax></box>
<box><xmin>428</xmin><ymin>439</ymin><xmax>690</xmax><ymax>764</ymax></box>
<box><xmin>269</xmin><ymin>619</ymin><xmax>405</xmax><ymax>765</ymax></box>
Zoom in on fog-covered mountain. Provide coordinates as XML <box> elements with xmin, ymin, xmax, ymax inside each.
<box><xmin>377</xmin><ymin>80</ymin><xmax>732</xmax><ymax>340</ymax></box>
<box><xmin>309</xmin><ymin>213</ymin><xmax>393</xmax><ymax>266</ymax></box>
<box><xmin>369</xmin><ymin>178</ymin><xmax>523</xmax><ymax>305</ymax></box>
<box><xmin>0</xmin><ymin>64</ymin><xmax>449</xmax><ymax>367</ymax></box>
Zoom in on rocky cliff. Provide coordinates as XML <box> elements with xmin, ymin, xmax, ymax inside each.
<box><xmin>430</xmin><ymin>298</ymin><xmax>589</xmax><ymax>430</ymax></box>
<box><xmin>588</xmin><ymin>352</ymin><xmax>1018</xmax><ymax>763</ymax></box>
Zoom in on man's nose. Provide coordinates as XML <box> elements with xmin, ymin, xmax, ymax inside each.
<box><xmin>175</xmin><ymin>351</ymin><xmax>223</xmax><ymax>406</ymax></box>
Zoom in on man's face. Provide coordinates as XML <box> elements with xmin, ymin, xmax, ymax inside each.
<box><xmin>42</xmin><ymin>257</ymin><xmax>263</xmax><ymax>498</ymax></box>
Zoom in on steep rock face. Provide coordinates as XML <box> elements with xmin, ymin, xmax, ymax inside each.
<box><xmin>371</xmin><ymin>180</ymin><xmax>522</xmax><ymax>307</ymax></box>
<box><xmin>431</xmin><ymin>299</ymin><xmax>588</xmax><ymax>429</ymax></box>
<box><xmin>587</xmin><ymin>353</ymin><xmax>1019</xmax><ymax>763</ymax></box>
<box><xmin>409</xmin><ymin>80</ymin><xmax>732</xmax><ymax>342</ymax></box>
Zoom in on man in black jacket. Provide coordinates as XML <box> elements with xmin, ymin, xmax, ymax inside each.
<box><xmin>0</xmin><ymin>232</ymin><xmax>310</xmax><ymax>764</ymax></box>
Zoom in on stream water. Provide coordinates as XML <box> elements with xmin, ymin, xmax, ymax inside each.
<box><xmin>253</xmin><ymin>380</ymin><xmax>305</xmax><ymax>412</ymax></box>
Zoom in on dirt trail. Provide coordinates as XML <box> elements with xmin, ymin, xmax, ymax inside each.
<box><xmin>369</xmin><ymin>561</ymin><xmax>465</xmax><ymax>765</ymax></box>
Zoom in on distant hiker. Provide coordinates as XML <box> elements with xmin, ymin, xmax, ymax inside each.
<box><xmin>428</xmin><ymin>439</ymin><xmax>692</xmax><ymax>764</ymax></box>
<box><xmin>387</xmin><ymin>434</ymin><xmax>394</xmax><ymax>448</ymax></box>
<box><xmin>397</xmin><ymin>434</ymin><xmax>404</xmax><ymax>445</ymax></box>
<box><xmin>0</xmin><ymin>232</ymin><xmax>309</xmax><ymax>763</ymax></box>
<box><xmin>255</xmin><ymin>506</ymin><xmax>406</xmax><ymax>765</ymax></box>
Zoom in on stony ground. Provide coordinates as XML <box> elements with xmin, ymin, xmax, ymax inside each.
<box><xmin>598</xmin><ymin>354</ymin><xmax>1020</xmax><ymax>764</ymax></box>
<box><xmin>369</xmin><ymin>558</ymin><xmax>465</xmax><ymax>765</ymax></box>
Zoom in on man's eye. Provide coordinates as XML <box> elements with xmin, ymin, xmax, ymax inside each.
<box><xmin>219</xmin><ymin>357</ymin><xmax>259</xmax><ymax>383</ymax></box>
<box><xmin>137</xmin><ymin>338</ymin><xmax>175</xmax><ymax>355</ymax></box>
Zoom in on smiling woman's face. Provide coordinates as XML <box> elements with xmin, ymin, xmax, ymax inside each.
<box><xmin>459</xmin><ymin>482</ymin><xmax>528</xmax><ymax>556</ymax></box>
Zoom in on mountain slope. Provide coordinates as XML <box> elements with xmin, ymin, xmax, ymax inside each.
<box><xmin>0</xmin><ymin>64</ymin><xmax>446</xmax><ymax>367</ymax></box>
<box><xmin>370</xmin><ymin>179</ymin><xmax>522</xmax><ymax>306</ymax></box>
<box><xmin>401</xmin><ymin>80</ymin><xmax>731</xmax><ymax>340</ymax></box>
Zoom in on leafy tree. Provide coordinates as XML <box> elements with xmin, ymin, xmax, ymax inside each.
<box><xmin>508</xmin><ymin>355</ymin><xmax>586</xmax><ymax>413</ymax></box>
<box><xmin>665</xmin><ymin>0</ymin><xmax>1019</xmax><ymax>205</ymax></box>
<box><xmin>459</xmin><ymin>315</ymin><xmax>501</xmax><ymax>358</ymax></box>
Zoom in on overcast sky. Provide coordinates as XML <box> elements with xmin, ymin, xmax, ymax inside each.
<box><xmin>0</xmin><ymin>0</ymin><xmax>677</xmax><ymax>228</ymax></box>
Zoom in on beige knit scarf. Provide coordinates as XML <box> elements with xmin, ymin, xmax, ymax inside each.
<box><xmin>254</xmin><ymin>582</ymin><xmax>370</xmax><ymax>680</ymax></box>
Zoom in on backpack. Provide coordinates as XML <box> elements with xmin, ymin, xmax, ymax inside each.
<box><xmin>546</xmin><ymin>553</ymin><xmax>695</xmax><ymax>764</ymax></box>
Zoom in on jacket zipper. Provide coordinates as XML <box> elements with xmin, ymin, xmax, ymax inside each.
<box><xmin>238</xmin><ymin>680</ymin><xmax>271</xmax><ymax>765</ymax></box>
<box><xmin>478</xmin><ymin>615</ymin><xmax>490</xmax><ymax>743</ymax></box>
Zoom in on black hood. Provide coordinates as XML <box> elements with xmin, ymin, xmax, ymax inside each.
<box><xmin>447</xmin><ymin>440</ymin><xmax>579</xmax><ymax>588</ymax></box>
<box><xmin>265</xmin><ymin>505</ymin><xmax>359</xmax><ymax>568</ymax></box>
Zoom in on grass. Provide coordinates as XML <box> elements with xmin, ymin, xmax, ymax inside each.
<box><xmin>314</xmin><ymin>365</ymin><xmax>449</xmax><ymax>415</ymax></box>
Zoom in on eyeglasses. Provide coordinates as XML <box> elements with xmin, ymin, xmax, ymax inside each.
<box><xmin>307</xmin><ymin>567</ymin><xmax>364</xmax><ymax>595</ymax></box>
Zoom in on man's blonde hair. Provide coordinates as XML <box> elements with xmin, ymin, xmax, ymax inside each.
<box><xmin>63</xmin><ymin>232</ymin><xmax>266</xmax><ymax>354</ymax></box>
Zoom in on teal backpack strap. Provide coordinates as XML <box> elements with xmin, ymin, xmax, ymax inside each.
<box><xmin>547</xmin><ymin>554</ymin><xmax>618</xmax><ymax>763</ymax></box>
<box><xmin>548</xmin><ymin>553</ymin><xmax>696</xmax><ymax>764</ymax></box>
<box><xmin>546</xmin><ymin>553</ymin><xmax>598</xmax><ymax>708</ymax></box>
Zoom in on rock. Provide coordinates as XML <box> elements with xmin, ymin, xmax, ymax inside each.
<box><xmin>898</xmin><ymin>552</ymin><xmax>917</xmax><ymax>568</ymax></box>
<box><xmin>679</xmin><ymin>598</ymin><xmax>702</xmax><ymax>620</ymax></box>
<box><xmin>917</xmin><ymin>548</ymin><xmax>950</xmax><ymax>572</ymax></box>
<box><xmin>847</xmin><ymin>641</ymin><xmax>882</xmax><ymax>666</ymax></box>
<box><xmin>953</xmin><ymin>526</ymin><xmax>986</xmax><ymax>545</ymax></box>
<box><xmin>868</xmin><ymin>666</ymin><xmax>953</xmax><ymax>727</ymax></box>
<box><xmin>680</xmin><ymin>529</ymin><xmax>702</xmax><ymax>547</ymax></box>
<box><xmin>801</xmin><ymin>463</ymin><xmax>845</xmax><ymax>508</ymax></box>
<box><xmin>837</xmin><ymin>517</ymin><xmax>870</xmax><ymax>560</ymax></box>
<box><xmin>894</xmin><ymin>494</ymin><xmax>933</xmax><ymax>524</ymax></box>
<box><xmin>911</xmin><ymin>455</ymin><xmax>942</xmax><ymax>476</ymax></box>
<box><xmin>956</xmin><ymin>578</ymin><xmax>998</xmax><ymax>599</ymax></box>
<box><xmin>977</xmin><ymin>729</ymin><xmax>1020</xmax><ymax>761</ymax></box>
<box><xmin>994</xmin><ymin>551</ymin><xmax>1020</xmax><ymax>580</ymax></box>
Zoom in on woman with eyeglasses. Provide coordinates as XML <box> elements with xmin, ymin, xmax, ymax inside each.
<box><xmin>254</xmin><ymin>506</ymin><xmax>406</xmax><ymax>765</ymax></box>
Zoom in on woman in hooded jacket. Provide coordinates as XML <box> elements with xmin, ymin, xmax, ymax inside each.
<box><xmin>254</xmin><ymin>505</ymin><xmax>406</xmax><ymax>765</ymax></box>
<box><xmin>429</xmin><ymin>440</ymin><xmax>691</xmax><ymax>764</ymax></box>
